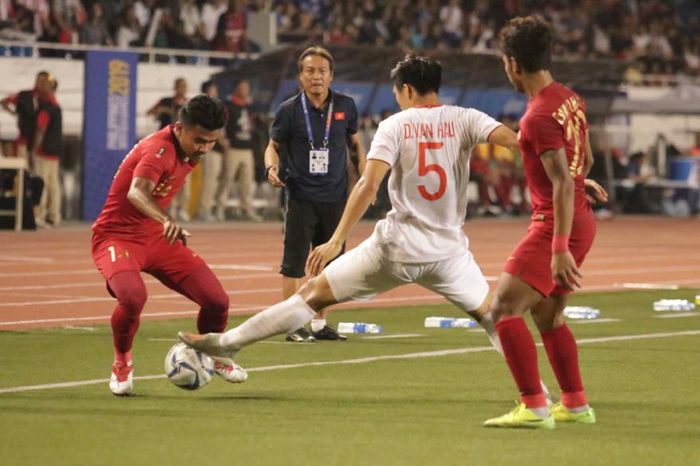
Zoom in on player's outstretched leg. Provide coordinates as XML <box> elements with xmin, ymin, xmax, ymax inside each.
<box><xmin>179</xmin><ymin>294</ymin><xmax>316</xmax><ymax>358</ymax></box>
<box><xmin>176</xmin><ymin>265</ymin><xmax>247</xmax><ymax>383</ymax></box>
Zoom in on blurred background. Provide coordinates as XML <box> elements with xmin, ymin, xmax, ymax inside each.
<box><xmin>0</xmin><ymin>0</ymin><xmax>698</xmax><ymax>227</ymax></box>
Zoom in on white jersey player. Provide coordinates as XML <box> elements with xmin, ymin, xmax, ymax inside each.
<box><xmin>178</xmin><ymin>54</ymin><xmax>520</xmax><ymax>367</ymax></box>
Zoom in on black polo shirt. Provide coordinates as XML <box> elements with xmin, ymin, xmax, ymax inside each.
<box><xmin>270</xmin><ymin>90</ymin><xmax>358</xmax><ymax>202</ymax></box>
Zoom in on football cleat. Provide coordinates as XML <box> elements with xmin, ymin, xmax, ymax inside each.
<box><xmin>177</xmin><ymin>332</ymin><xmax>238</xmax><ymax>365</ymax></box>
<box><xmin>109</xmin><ymin>360</ymin><xmax>134</xmax><ymax>396</ymax></box>
<box><xmin>311</xmin><ymin>325</ymin><xmax>347</xmax><ymax>341</ymax></box>
<box><xmin>484</xmin><ymin>403</ymin><xmax>555</xmax><ymax>430</ymax></box>
<box><xmin>286</xmin><ymin>327</ymin><xmax>316</xmax><ymax>343</ymax></box>
<box><xmin>550</xmin><ymin>402</ymin><xmax>596</xmax><ymax>424</ymax></box>
<box><xmin>213</xmin><ymin>360</ymin><xmax>248</xmax><ymax>384</ymax></box>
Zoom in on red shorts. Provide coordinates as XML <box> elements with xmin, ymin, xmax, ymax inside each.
<box><xmin>504</xmin><ymin>210</ymin><xmax>596</xmax><ymax>297</ymax></box>
<box><xmin>92</xmin><ymin>233</ymin><xmax>206</xmax><ymax>284</ymax></box>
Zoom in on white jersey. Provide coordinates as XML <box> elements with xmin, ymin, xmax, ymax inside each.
<box><xmin>367</xmin><ymin>105</ymin><xmax>501</xmax><ymax>262</ymax></box>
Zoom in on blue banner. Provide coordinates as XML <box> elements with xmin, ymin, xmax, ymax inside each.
<box><xmin>82</xmin><ymin>50</ymin><xmax>138</xmax><ymax>221</ymax></box>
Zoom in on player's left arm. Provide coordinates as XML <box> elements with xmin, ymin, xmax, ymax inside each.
<box><xmin>541</xmin><ymin>148</ymin><xmax>581</xmax><ymax>291</ymax></box>
<box><xmin>306</xmin><ymin>159</ymin><xmax>390</xmax><ymax>276</ymax></box>
<box><xmin>582</xmin><ymin>129</ymin><xmax>609</xmax><ymax>204</ymax></box>
<box><xmin>346</xmin><ymin>132</ymin><xmax>367</xmax><ymax>176</ymax></box>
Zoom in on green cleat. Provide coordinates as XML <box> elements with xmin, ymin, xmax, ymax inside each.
<box><xmin>484</xmin><ymin>403</ymin><xmax>556</xmax><ymax>430</ymax></box>
<box><xmin>550</xmin><ymin>402</ymin><xmax>596</xmax><ymax>424</ymax></box>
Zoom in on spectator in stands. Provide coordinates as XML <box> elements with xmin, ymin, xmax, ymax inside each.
<box><xmin>133</xmin><ymin>0</ymin><xmax>154</xmax><ymax>30</ymax></box>
<box><xmin>178</xmin><ymin>0</ymin><xmax>205</xmax><ymax>47</ymax></box>
<box><xmin>201</xmin><ymin>0</ymin><xmax>228</xmax><ymax>46</ymax></box>
<box><xmin>219</xmin><ymin>79</ymin><xmax>261</xmax><ymax>222</ymax></box>
<box><xmin>80</xmin><ymin>2</ymin><xmax>112</xmax><ymax>46</ymax></box>
<box><xmin>1</xmin><ymin>70</ymin><xmax>50</xmax><ymax>159</ymax></box>
<box><xmin>620</xmin><ymin>151</ymin><xmax>655</xmax><ymax>214</ymax></box>
<box><xmin>30</xmin><ymin>75</ymin><xmax>62</xmax><ymax>227</ymax></box>
<box><xmin>196</xmin><ymin>80</ymin><xmax>226</xmax><ymax>222</ymax></box>
<box><xmin>116</xmin><ymin>3</ymin><xmax>141</xmax><ymax>48</ymax></box>
<box><xmin>213</xmin><ymin>0</ymin><xmax>246</xmax><ymax>53</ymax></box>
<box><xmin>148</xmin><ymin>77</ymin><xmax>191</xmax><ymax>221</ymax></box>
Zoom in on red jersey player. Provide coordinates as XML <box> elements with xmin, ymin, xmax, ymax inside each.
<box><xmin>91</xmin><ymin>95</ymin><xmax>247</xmax><ymax>396</ymax></box>
<box><xmin>484</xmin><ymin>16</ymin><xmax>608</xmax><ymax>429</ymax></box>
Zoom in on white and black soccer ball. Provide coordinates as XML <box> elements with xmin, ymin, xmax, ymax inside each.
<box><xmin>164</xmin><ymin>343</ymin><xmax>215</xmax><ymax>390</ymax></box>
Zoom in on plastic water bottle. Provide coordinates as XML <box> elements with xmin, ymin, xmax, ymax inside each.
<box><xmin>337</xmin><ymin>322</ymin><xmax>383</xmax><ymax>334</ymax></box>
<box><xmin>563</xmin><ymin>306</ymin><xmax>601</xmax><ymax>319</ymax></box>
<box><xmin>424</xmin><ymin>317</ymin><xmax>478</xmax><ymax>328</ymax></box>
<box><xmin>653</xmin><ymin>299</ymin><xmax>695</xmax><ymax>312</ymax></box>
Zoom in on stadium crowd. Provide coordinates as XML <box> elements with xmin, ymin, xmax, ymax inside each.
<box><xmin>0</xmin><ymin>1</ymin><xmax>697</xmax><ymax>77</ymax></box>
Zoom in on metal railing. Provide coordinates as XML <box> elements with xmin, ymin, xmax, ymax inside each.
<box><xmin>0</xmin><ymin>40</ymin><xmax>260</xmax><ymax>65</ymax></box>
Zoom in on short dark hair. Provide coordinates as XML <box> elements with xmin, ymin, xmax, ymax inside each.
<box><xmin>390</xmin><ymin>54</ymin><xmax>442</xmax><ymax>95</ymax></box>
<box><xmin>499</xmin><ymin>15</ymin><xmax>553</xmax><ymax>73</ymax></box>
<box><xmin>36</xmin><ymin>70</ymin><xmax>50</xmax><ymax>79</ymax></box>
<box><xmin>200</xmin><ymin>80</ymin><xmax>215</xmax><ymax>94</ymax></box>
<box><xmin>179</xmin><ymin>95</ymin><xmax>226</xmax><ymax>131</ymax></box>
<box><xmin>297</xmin><ymin>46</ymin><xmax>334</xmax><ymax>73</ymax></box>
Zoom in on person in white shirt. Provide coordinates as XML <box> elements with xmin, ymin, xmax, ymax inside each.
<box><xmin>177</xmin><ymin>54</ymin><xmax>520</xmax><ymax>365</ymax></box>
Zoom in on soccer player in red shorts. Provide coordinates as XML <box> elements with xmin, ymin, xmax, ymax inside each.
<box><xmin>91</xmin><ymin>95</ymin><xmax>247</xmax><ymax>396</ymax></box>
<box><xmin>484</xmin><ymin>16</ymin><xmax>608</xmax><ymax>428</ymax></box>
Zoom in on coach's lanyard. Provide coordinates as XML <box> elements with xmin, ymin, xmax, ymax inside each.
<box><xmin>301</xmin><ymin>92</ymin><xmax>333</xmax><ymax>150</ymax></box>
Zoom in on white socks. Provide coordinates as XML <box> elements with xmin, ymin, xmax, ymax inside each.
<box><xmin>219</xmin><ymin>295</ymin><xmax>316</xmax><ymax>350</ymax></box>
<box><xmin>478</xmin><ymin>312</ymin><xmax>503</xmax><ymax>355</ymax></box>
<box><xmin>310</xmin><ymin>318</ymin><xmax>327</xmax><ymax>332</ymax></box>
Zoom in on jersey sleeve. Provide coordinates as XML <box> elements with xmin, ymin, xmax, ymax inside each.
<box><xmin>269</xmin><ymin>103</ymin><xmax>291</xmax><ymax>143</ymax></box>
<box><xmin>522</xmin><ymin>113</ymin><xmax>565</xmax><ymax>156</ymax></box>
<box><xmin>345</xmin><ymin>99</ymin><xmax>358</xmax><ymax>135</ymax></box>
<box><xmin>463</xmin><ymin>108</ymin><xmax>502</xmax><ymax>146</ymax></box>
<box><xmin>133</xmin><ymin>144</ymin><xmax>167</xmax><ymax>183</ymax></box>
<box><xmin>367</xmin><ymin>117</ymin><xmax>399</xmax><ymax>167</ymax></box>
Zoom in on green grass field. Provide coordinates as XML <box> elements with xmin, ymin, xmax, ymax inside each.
<box><xmin>1</xmin><ymin>289</ymin><xmax>700</xmax><ymax>466</ymax></box>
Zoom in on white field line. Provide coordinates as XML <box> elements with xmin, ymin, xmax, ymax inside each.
<box><xmin>1</xmin><ymin>329</ymin><xmax>699</xmax><ymax>395</ymax></box>
<box><xmin>0</xmin><ymin>256</ymin><xmax>56</xmax><ymax>264</ymax></box>
<box><xmin>569</xmin><ymin>318</ymin><xmax>620</xmax><ymax>324</ymax></box>
<box><xmin>361</xmin><ymin>333</ymin><xmax>425</xmax><ymax>340</ymax></box>
<box><xmin>0</xmin><ymin>295</ymin><xmax>447</xmax><ymax>327</ymax></box>
<box><xmin>653</xmin><ymin>312</ymin><xmax>699</xmax><ymax>319</ymax></box>
<box><xmin>0</xmin><ymin>287</ymin><xmax>280</xmax><ymax>308</ymax></box>
<box><xmin>0</xmin><ymin>273</ymin><xmax>278</xmax><ymax>292</ymax></box>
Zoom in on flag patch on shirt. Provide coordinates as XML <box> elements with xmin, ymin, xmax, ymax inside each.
<box><xmin>334</xmin><ymin>112</ymin><xmax>345</xmax><ymax>121</ymax></box>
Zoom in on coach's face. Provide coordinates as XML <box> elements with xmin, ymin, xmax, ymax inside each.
<box><xmin>502</xmin><ymin>55</ymin><xmax>524</xmax><ymax>93</ymax></box>
<box><xmin>299</xmin><ymin>55</ymin><xmax>333</xmax><ymax>98</ymax></box>
<box><xmin>174</xmin><ymin>122</ymin><xmax>221</xmax><ymax>162</ymax></box>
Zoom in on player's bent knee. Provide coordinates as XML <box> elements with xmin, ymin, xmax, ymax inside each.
<box><xmin>298</xmin><ymin>275</ymin><xmax>337</xmax><ymax>311</ymax></box>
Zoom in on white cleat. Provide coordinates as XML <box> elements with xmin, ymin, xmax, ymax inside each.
<box><xmin>109</xmin><ymin>361</ymin><xmax>134</xmax><ymax>396</ymax></box>
<box><xmin>213</xmin><ymin>360</ymin><xmax>248</xmax><ymax>384</ymax></box>
<box><xmin>177</xmin><ymin>332</ymin><xmax>238</xmax><ymax>365</ymax></box>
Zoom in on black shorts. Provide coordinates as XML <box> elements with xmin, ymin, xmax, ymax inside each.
<box><xmin>280</xmin><ymin>196</ymin><xmax>346</xmax><ymax>278</ymax></box>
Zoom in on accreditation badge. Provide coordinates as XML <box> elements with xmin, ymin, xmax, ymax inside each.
<box><xmin>309</xmin><ymin>149</ymin><xmax>329</xmax><ymax>175</ymax></box>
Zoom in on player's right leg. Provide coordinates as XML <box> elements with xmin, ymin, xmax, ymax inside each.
<box><xmin>483</xmin><ymin>272</ymin><xmax>554</xmax><ymax>429</ymax></box>
<box><xmin>92</xmin><ymin>237</ymin><xmax>146</xmax><ymax>396</ymax></box>
<box><xmin>532</xmin><ymin>295</ymin><xmax>595</xmax><ymax>424</ymax></box>
<box><xmin>106</xmin><ymin>271</ymin><xmax>147</xmax><ymax>396</ymax></box>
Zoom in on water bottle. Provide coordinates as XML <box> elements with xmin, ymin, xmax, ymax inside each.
<box><xmin>653</xmin><ymin>299</ymin><xmax>695</xmax><ymax>312</ymax></box>
<box><xmin>563</xmin><ymin>306</ymin><xmax>601</xmax><ymax>319</ymax></box>
<box><xmin>337</xmin><ymin>322</ymin><xmax>383</xmax><ymax>334</ymax></box>
<box><xmin>424</xmin><ymin>317</ymin><xmax>478</xmax><ymax>328</ymax></box>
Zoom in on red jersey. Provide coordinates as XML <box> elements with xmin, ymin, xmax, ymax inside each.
<box><xmin>518</xmin><ymin>82</ymin><xmax>589</xmax><ymax>217</ymax></box>
<box><xmin>92</xmin><ymin>126</ymin><xmax>196</xmax><ymax>239</ymax></box>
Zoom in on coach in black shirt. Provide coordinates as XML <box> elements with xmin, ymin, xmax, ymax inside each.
<box><xmin>265</xmin><ymin>46</ymin><xmax>366</xmax><ymax>342</ymax></box>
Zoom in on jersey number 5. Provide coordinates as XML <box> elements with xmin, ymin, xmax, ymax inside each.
<box><xmin>418</xmin><ymin>141</ymin><xmax>446</xmax><ymax>201</ymax></box>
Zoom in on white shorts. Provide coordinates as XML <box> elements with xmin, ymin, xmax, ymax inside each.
<box><xmin>324</xmin><ymin>236</ymin><xmax>489</xmax><ymax>312</ymax></box>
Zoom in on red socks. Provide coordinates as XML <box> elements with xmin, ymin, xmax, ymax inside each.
<box><xmin>108</xmin><ymin>271</ymin><xmax>147</xmax><ymax>358</ymax></box>
<box><xmin>541</xmin><ymin>324</ymin><xmax>588</xmax><ymax>408</ymax></box>
<box><xmin>496</xmin><ymin>316</ymin><xmax>547</xmax><ymax>409</ymax></box>
<box><xmin>178</xmin><ymin>265</ymin><xmax>229</xmax><ymax>334</ymax></box>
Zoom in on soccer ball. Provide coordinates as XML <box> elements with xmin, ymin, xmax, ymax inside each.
<box><xmin>164</xmin><ymin>343</ymin><xmax>215</xmax><ymax>390</ymax></box>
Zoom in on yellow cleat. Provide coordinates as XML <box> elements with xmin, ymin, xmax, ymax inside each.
<box><xmin>550</xmin><ymin>402</ymin><xmax>596</xmax><ymax>424</ymax></box>
<box><xmin>484</xmin><ymin>403</ymin><xmax>555</xmax><ymax>430</ymax></box>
